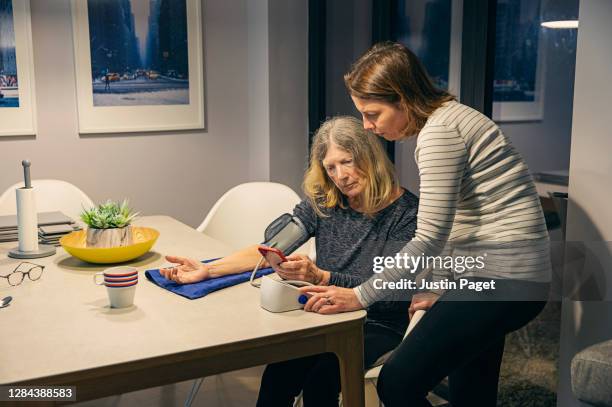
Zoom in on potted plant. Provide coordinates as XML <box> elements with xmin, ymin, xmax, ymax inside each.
<box><xmin>81</xmin><ymin>200</ymin><xmax>139</xmax><ymax>248</ymax></box>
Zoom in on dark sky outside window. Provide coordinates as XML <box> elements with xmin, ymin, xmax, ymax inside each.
<box><xmin>494</xmin><ymin>0</ymin><xmax>541</xmax><ymax>102</ymax></box>
<box><xmin>393</xmin><ymin>0</ymin><xmax>452</xmax><ymax>90</ymax></box>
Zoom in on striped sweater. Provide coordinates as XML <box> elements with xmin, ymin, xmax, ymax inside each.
<box><xmin>355</xmin><ymin>101</ymin><xmax>552</xmax><ymax>307</ymax></box>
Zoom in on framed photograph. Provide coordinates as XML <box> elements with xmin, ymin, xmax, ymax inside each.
<box><xmin>0</xmin><ymin>0</ymin><xmax>36</xmax><ymax>136</ymax></box>
<box><xmin>71</xmin><ymin>0</ymin><xmax>204</xmax><ymax>133</ymax></box>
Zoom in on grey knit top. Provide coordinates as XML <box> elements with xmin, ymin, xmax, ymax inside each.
<box><xmin>293</xmin><ymin>190</ymin><xmax>418</xmax><ymax>334</ymax></box>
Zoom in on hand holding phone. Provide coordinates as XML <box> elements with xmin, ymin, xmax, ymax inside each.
<box><xmin>258</xmin><ymin>245</ymin><xmax>287</xmax><ymax>270</ymax></box>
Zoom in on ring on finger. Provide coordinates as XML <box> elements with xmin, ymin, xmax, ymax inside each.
<box><xmin>314</xmin><ymin>296</ymin><xmax>328</xmax><ymax>311</ymax></box>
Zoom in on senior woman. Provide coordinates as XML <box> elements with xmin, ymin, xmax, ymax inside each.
<box><xmin>161</xmin><ymin>116</ymin><xmax>418</xmax><ymax>406</ymax></box>
<box><xmin>300</xmin><ymin>42</ymin><xmax>552</xmax><ymax>407</ymax></box>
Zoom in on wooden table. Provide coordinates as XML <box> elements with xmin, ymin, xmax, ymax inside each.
<box><xmin>0</xmin><ymin>216</ymin><xmax>365</xmax><ymax>406</ymax></box>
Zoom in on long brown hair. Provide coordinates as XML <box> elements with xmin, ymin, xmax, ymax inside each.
<box><xmin>303</xmin><ymin>116</ymin><xmax>399</xmax><ymax>217</ymax></box>
<box><xmin>344</xmin><ymin>41</ymin><xmax>455</xmax><ymax>138</ymax></box>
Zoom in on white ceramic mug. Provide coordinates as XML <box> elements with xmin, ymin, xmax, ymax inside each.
<box><xmin>94</xmin><ymin>266</ymin><xmax>138</xmax><ymax>308</ymax></box>
<box><xmin>106</xmin><ymin>284</ymin><xmax>137</xmax><ymax>308</ymax></box>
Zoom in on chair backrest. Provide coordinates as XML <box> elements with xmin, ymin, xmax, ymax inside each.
<box><xmin>0</xmin><ymin>179</ymin><xmax>95</xmax><ymax>221</ymax></box>
<box><xmin>197</xmin><ymin>182</ymin><xmax>314</xmax><ymax>254</ymax></box>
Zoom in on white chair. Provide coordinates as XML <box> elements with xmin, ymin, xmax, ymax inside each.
<box><xmin>363</xmin><ymin>309</ymin><xmax>426</xmax><ymax>406</ymax></box>
<box><xmin>293</xmin><ymin>309</ymin><xmax>426</xmax><ymax>407</ymax></box>
<box><xmin>0</xmin><ymin>179</ymin><xmax>95</xmax><ymax>220</ymax></box>
<box><xmin>184</xmin><ymin>182</ymin><xmax>315</xmax><ymax>407</ymax></box>
<box><xmin>197</xmin><ymin>181</ymin><xmax>314</xmax><ymax>255</ymax></box>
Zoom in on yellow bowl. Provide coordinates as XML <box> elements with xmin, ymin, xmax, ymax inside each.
<box><xmin>60</xmin><ymin>227</ymin><xmax>159</xmax><ymax>264</ymax></box>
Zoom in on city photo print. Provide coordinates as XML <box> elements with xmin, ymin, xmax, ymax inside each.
<box><xmin>72</xmin><ymin>0</ymin><xmax>204</xmax><ymax>133</ymax></box>
<box><xmin>0</xmin><ymin>0</ymin><xmax>19</xmax><ymax>108</ymax></box>
<box><xmin>87</xmin><ymin>0</ymin><xmax>190</xmax><ymax>106</ymax></box>
<box><xmin>0</xmin><ymin>0</ymin><xmax>36</xmax><ymax>136</ymax></box>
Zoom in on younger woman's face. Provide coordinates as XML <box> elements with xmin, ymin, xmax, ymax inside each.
<box><xmin>351</xmin><ymin>96</ymin><xmax>409</xmax><ymax>141</ymax></box>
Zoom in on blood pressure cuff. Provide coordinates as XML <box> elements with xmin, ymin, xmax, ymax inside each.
<box><xmin>262</xmin><ymin>213</ymin><xmax>310</xmax><ymax>255</ymax></box>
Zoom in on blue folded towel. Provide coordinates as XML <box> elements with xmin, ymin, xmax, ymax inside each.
<box><xmin>145</xmin><ymin>259</ymin><xmax>274</xmax><ymax>300</ymax></box>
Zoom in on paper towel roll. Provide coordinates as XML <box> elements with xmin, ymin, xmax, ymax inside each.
<box><xmin>16</xmin><ymin>187</ymin><xmax>39</xmax><ymax>252</ymax></box>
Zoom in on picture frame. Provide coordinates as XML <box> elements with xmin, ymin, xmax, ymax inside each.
<box><xmin>492</xmin><ymin>31</ymin><xmax>546</xmax><ymax>123</ymax></box>
<box><xmin>0</xmin><ymin>0</ymin><xmax>37</xmax><ymax>137</ymax></box>
<box><xmin>71</xmin><ymin>0</ymin><xmax>204</xmax><ymax>134</ymax></box>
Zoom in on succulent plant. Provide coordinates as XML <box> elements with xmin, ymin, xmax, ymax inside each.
<box><xmin>80</xmin><ymin>200</ymin><xmax>139</xmax><ymax>229</ymax></box>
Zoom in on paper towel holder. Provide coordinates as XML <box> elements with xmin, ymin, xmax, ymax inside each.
<box><xmin>8</xmin><ymin>160</ymin><xmax>56</xmax><ymax>259</ymax></box>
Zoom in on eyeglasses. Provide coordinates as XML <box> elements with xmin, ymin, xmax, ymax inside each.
<box><xmin>0</xmin><ymin>262</ymin><xmax>45</xmax><ymax>286</ymax></box>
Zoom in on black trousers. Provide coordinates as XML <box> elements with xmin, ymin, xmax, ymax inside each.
<box><xmin>255</xmin><ymin>321</ymin><xmax>404</xmax><ymax>407</ymax></box>
<box><xmin>377</xmin><ymin>278</ymin><xmax>549</xmax><ymax>407</ymax></box>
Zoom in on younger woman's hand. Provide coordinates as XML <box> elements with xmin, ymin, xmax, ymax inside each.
<box><xmin>409</xmin><ymin>292</ymin><xmax>440</xmax><ymax>319</ymax></box>
<box><xmin>160</xmin><ymin>255</ymin><xmax>210</xmax><ymax>284</ymax></box>
<box><xmin>275</xmin><ymin>254</ymin><xmax>329</xmax><ymax>285</ymax></box>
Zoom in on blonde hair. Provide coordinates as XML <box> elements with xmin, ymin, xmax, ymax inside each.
<box><xmin>344</xmin><ymin>42</ymin><xmax>455</xmax><ymax>138</ymax></box>
<box><xmin>303</xmin><ymin>116</ymin><xmax>399</xmax><ymax>217</ymax></box>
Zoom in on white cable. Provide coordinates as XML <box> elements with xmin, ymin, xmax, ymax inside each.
<box><xmin>249</xmin><ymin>255</ymin><xmax>266</xmax><ymax>288</ymax></box>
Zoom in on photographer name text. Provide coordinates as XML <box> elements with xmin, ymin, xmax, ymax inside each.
<box><xmin>373</xmin><ymin>278</ymin><xmax>496</xmax><ymax>292</ymax></box>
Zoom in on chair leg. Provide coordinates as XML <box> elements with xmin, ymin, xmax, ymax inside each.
<box><xmin>184</xmin><ymin>377</ymin><xmax>204</xmax><ymax>407</ymax></box>
<box><xmin>366</xmin><ymin>377</ymin><xmax>384</xmax><ymax>407</ymax></box>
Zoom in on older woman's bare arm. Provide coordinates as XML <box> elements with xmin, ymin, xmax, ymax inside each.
<box><xmin>160</xmin><ymin>244</ymin><xmax>269</xmax><ymax>284</ymax></box>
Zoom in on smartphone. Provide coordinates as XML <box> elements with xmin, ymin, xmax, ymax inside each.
<box><xmin>258</xmin><ymin>245</ymin><xmax>287</xmax><ymax>269</ymax></box>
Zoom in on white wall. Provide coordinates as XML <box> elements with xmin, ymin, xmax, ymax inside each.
<box><xmin>557</xmin><ymin>0</ymin><xmax>612</xmax><ymax>405</ymax></box>
<box><xmin>247</xmin><ymin>0</ymin><xmax>271</xmax><ymax>182</ymax></box>
<box><xmin>268</xmin><ymin>0</ymin><xmax>309</xmax><ymax>192</ymax></box>
<box><xmin>0</xmin><ymin>0</ymin><xmax>309</xmax><ymax>228</ymax></box>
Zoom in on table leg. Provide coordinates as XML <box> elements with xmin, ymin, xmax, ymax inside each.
<box><xmin>327</xmin><ymin>322</ymin><xmax>365</xmax><ymax>407</ymax></box>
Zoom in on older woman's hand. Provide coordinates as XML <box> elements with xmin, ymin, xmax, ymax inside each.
<box><xmin>274</xmin><ymin>254</ymin><xmax>329</xmax><ymax>285</ymax></box>
<box><xmin>298</xmin><ymin>285</ymin><xmax>364</xmax><ymax>314</ymax></box>
<box><xmin>159</xmin><ymin>255</ymin><xmax>210</xmax><ymax>284</ymax></box>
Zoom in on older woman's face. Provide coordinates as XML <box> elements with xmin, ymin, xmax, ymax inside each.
<box><xmin>351</xmin><ymin>96</ymin><xmax>409</xmax><ymax>141</ymax></box>
<box><xmin>322</xmin><ymin>143</ymin><xmax>365</xmax><ymax>199</ymax></box>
